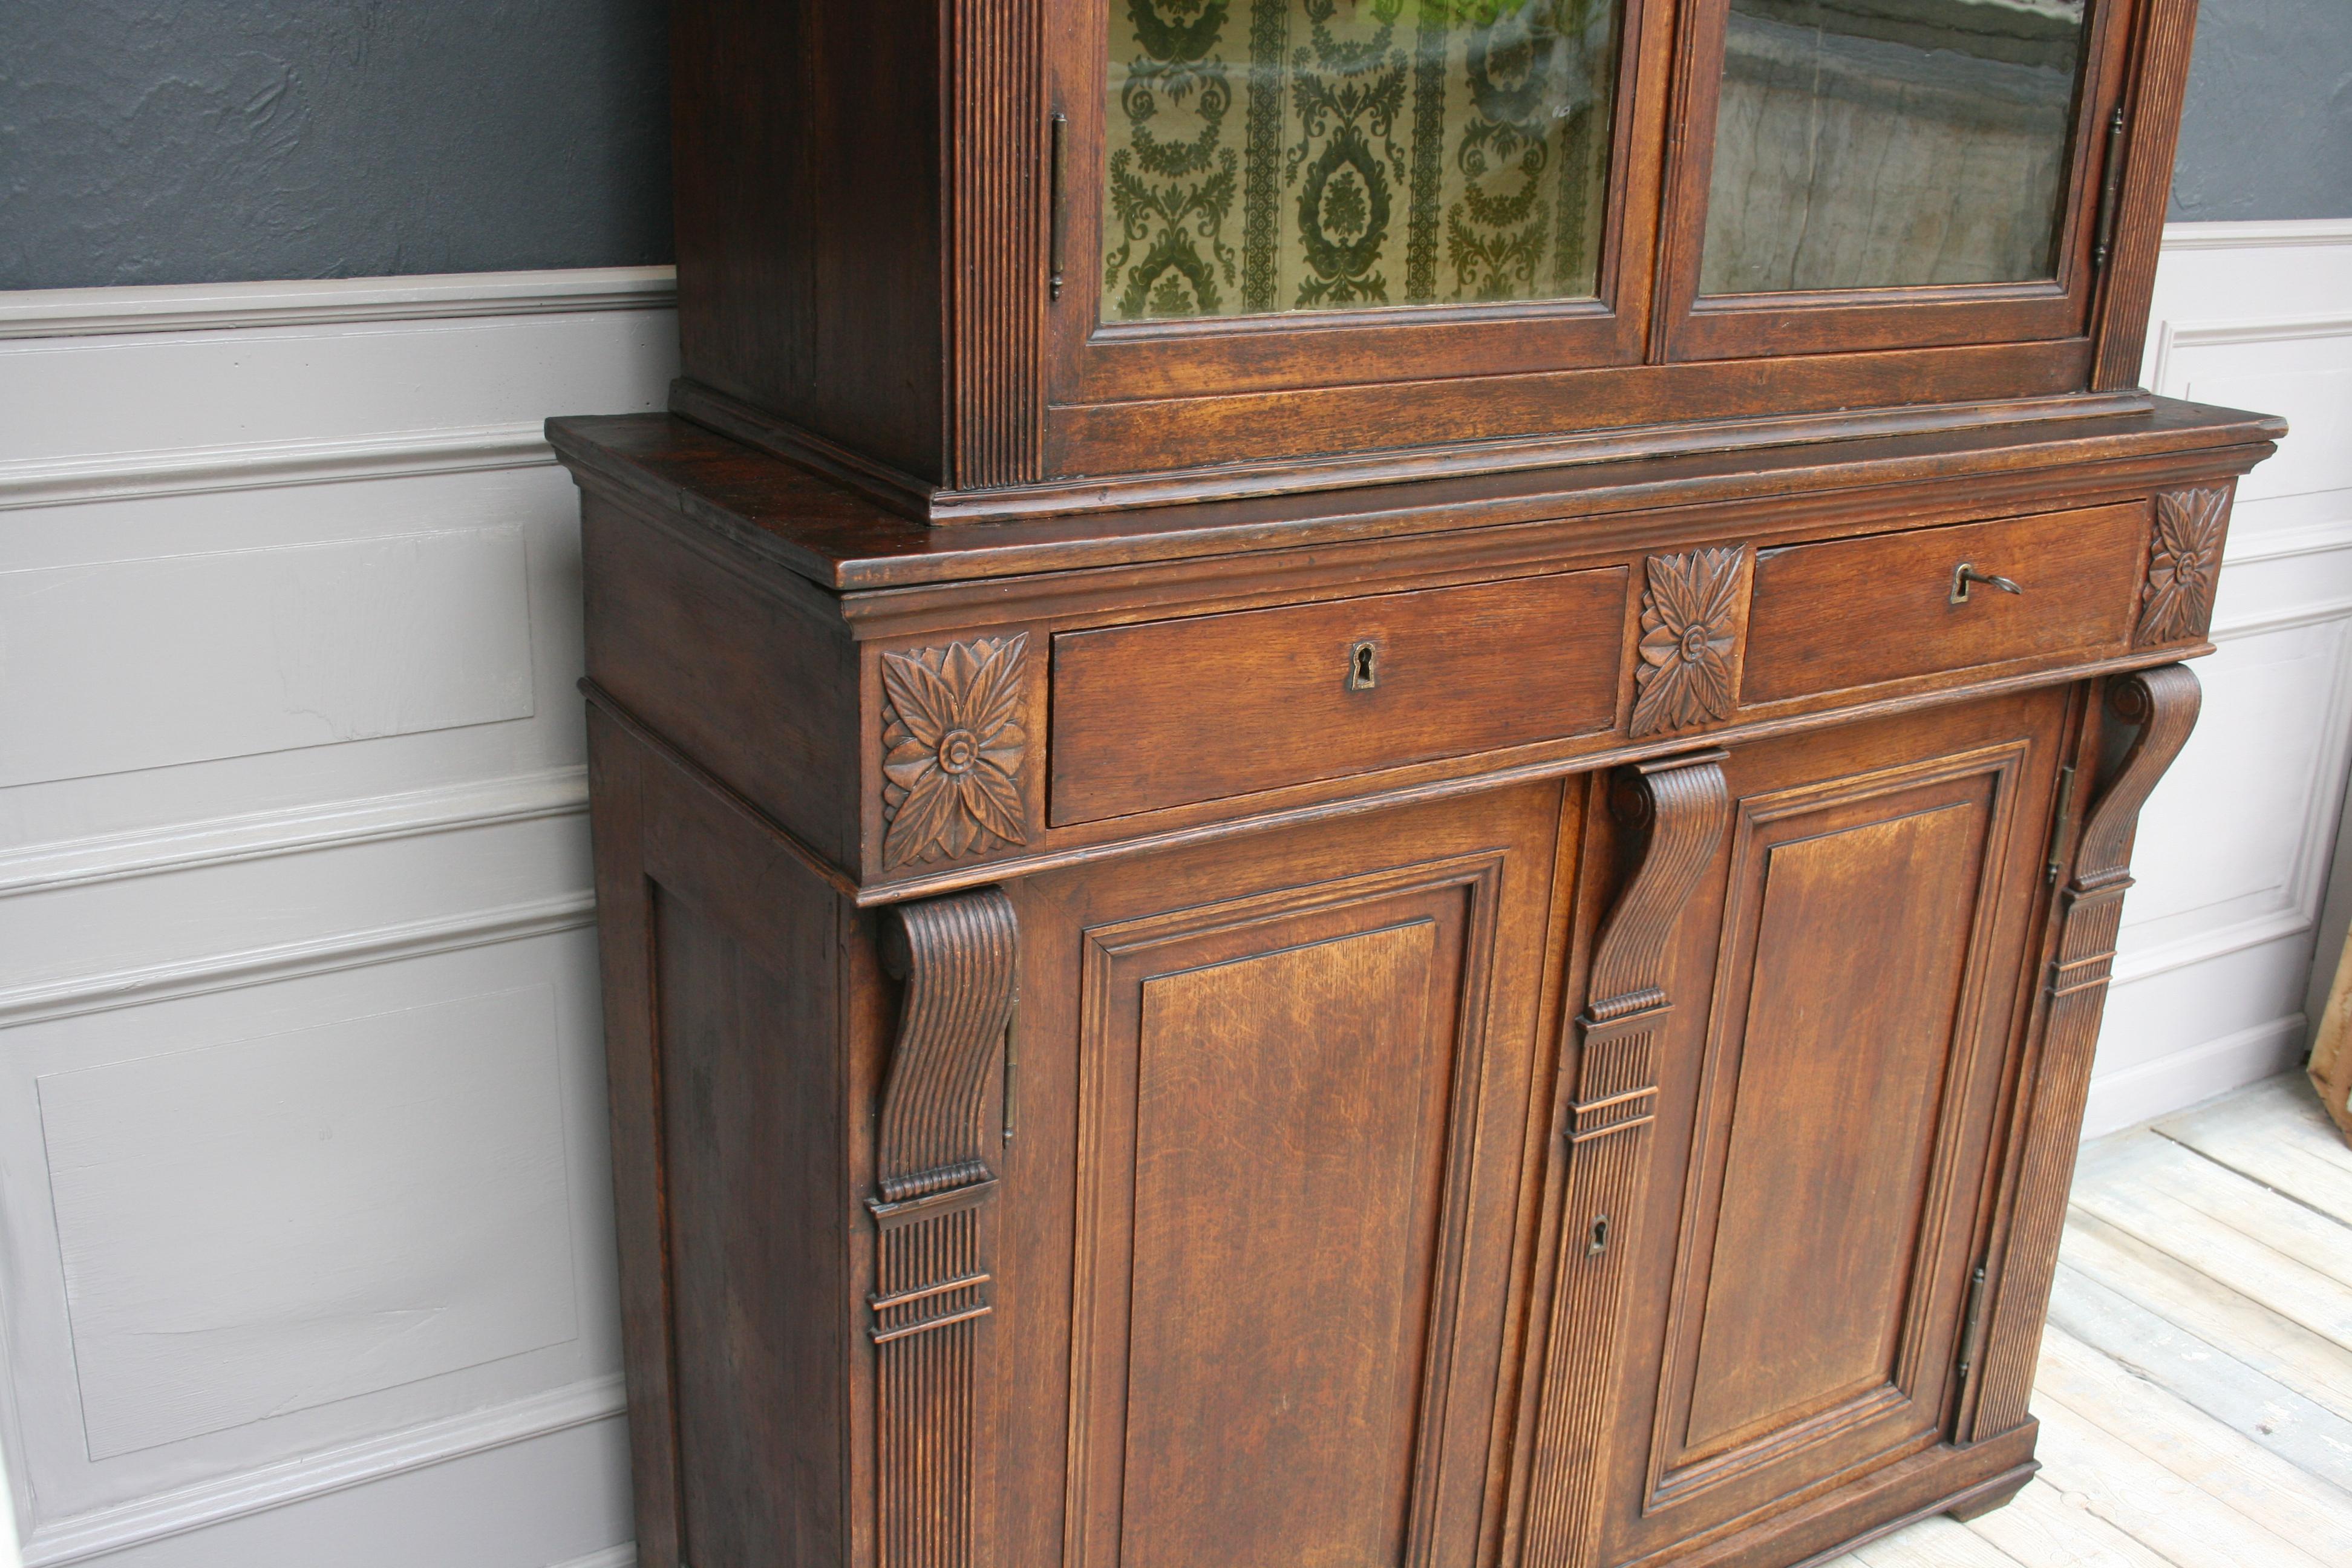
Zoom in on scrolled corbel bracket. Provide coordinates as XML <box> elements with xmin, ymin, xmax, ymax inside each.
<box><xmin>1966</xmin><ymin>664</ymin><xmax>2200</xmax><ymax>1440</ymax></box>
<box><xmin>869</xmin><ymin>884</ymin><xmax>1019</xmax><ymax>1568</ymax></box>
<box><xmin>1521</xmin><ymin>750</ymin><xmax>1731</xmax><ymax>1568</ymax></box>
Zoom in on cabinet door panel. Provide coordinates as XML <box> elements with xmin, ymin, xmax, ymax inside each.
<box><xmin>1585</xmin><ymin>692</ymin><xmax>2069</xmax><ymax>1565</ymax></box>
<box><xmin>1665</xmin><ymin>769</ymin><xmax>2008</xmax><ymax>1480</ymax></box>
<box><xmin>1046</xmin><ymin>786</ymin><xmax>1567</xmax><ymax>1568</ymax></box>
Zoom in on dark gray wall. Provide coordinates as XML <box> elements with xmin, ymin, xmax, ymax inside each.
<box><xmin>0</xmin><ymin>0</ymin><xmax>2344</xmax><ymax>292</ymax></box>
<box><xmin>2170</xmin><ymin>0</ymin><xmax>2352</xmax><ymax>221</ymax></box>
<box><xmin>0</xmin><ymin>1</ymin><xmax>670</xmax><ymax>290</ymax></box>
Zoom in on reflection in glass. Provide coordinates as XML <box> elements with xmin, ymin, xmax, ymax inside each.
<box><xmin>1699</xmin><ymin>0</ymin><xmax>2088</xmax><ymax>295</ymax></box>
<box><xmin>1103</xmin><ymin>0</ymin><xmax>1621</xmax><ymax>322</ymax></box>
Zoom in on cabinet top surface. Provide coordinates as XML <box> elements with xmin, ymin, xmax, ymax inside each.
<box><xmin>550</xmin><ymin>397</ymin><xmax>2282</xmax><ymax>598</ymax></box>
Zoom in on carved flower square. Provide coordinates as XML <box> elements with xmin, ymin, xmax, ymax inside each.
<box><xmin>2136</xmin><ymin>488</ymin><xmax>2227</xmax><ymax>646</ymax></box>
<box><xmin>1632</xmin><ymin>547</ymin><xmax>1746</xmax><ymax>737</ymax></box>
<box><xmin>881</xmin><ymin>635</ymin><xmax>1030</xmax><ymax>869</ymax></box>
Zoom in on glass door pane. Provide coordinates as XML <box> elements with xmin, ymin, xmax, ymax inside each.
<box><xmin>1103</xmin><ymin>0</ymin><xmax>1623</xmax><ymax>322</ymax></box>
<box><xmin>1699</xmin><ymin>0</ymin><xmax>2088</xmax><ymax>294</ymax></box>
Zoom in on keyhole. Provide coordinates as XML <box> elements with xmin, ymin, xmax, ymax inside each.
<box><xmin>1349</xmin><ymin>640</ymin><xmax>1379</xmax><ymax>690</ymax></box>
<box><xmin>1587</xmin><ymin>1215</ymin><xmax>1610</xmax><ymax>1257</ymax></box>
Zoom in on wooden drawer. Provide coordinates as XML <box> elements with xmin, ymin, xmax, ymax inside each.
<box><xmin>1050</xmin><ymin>568</ymin><xmax>1629</xmax><ymax>825</ymax></box>
<box><xmin>1742</xmin><ymin>503</ymin><xmax>2150</xmax><ymax>705</ymax></box>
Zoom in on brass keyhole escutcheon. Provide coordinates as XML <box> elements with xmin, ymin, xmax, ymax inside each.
<box><xmin>1949</xmin><ymin>562</ymin><xmax>2024</xmax><ymax>606</ymax></box>
<box><xmin>1349</xmin><ymin>639</ymin><xmax>1379</xmax><ymax>690</ymax></box>
<box><xmin>1587</xmin><ymin>1215</ymin><xmax>1611</xmax><ymax>1257</ymax></box>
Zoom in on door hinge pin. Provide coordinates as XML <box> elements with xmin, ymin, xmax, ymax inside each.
<box><xmin>1047</xmin><ymin>113</ymin><xmax>1070</xmax><ymax>301</ymax></box>
<box><xmin>2045</xmin><ymin>764</ymin><xmax>2077</xmax><ymax>886</ymax></box>
<box><xmin>2092</xmin><ymin>106</ymin><xmax>2128</xmax><ymax>273</ymax></box>
<box><xmin>1956</xmin><ymin>1263</ymin><xmax>1991</xmax><ymax>1380</ymax></box>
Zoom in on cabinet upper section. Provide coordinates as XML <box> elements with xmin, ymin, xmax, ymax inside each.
<box><xmin>666</xmin><ymin>0</ymin><xmax>2202</xmax><ymax>524</ymax></box>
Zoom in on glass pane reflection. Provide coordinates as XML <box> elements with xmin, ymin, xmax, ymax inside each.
<box><xmin>1700</xmin><ymin>0</ymin><xmax>2089</xmax><ymax>294</ymax></box>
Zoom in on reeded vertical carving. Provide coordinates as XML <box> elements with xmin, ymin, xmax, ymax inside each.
<box><xmin>871</xmin><ymin>886</ymin><xmax>1020</xmax><ymax>1568</ymax></box>
<box><xmin>1969</xmin><ymin>666</ymin><xmax>2200</xmax><ymax>1437</ymax></box>
<box><xmin>947</xmin><ymin>0</ymin><xmax>1046</xmax><ymax>490</ymax></box>
<box><xmin>1521</xmin><ymin>753</ymin><xmax>1731</xmax><ymax>1568</ymax></box>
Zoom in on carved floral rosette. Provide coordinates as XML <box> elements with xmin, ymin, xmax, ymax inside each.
<box><xmin>2134</xmin><ymin>487</ymin><xmax>2228</xmax><ymax>647</ymax></box>
<box><xmin>1631</xmin><ymin>547</ymin><xmax>1749</xmax><ymax>738</ymax></box>
<box><xmin>880</xmin><ymin>634</ymin><xmax>1032</xmax><ymax>869</ymax></box>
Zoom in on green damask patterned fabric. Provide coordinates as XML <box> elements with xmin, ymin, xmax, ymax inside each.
<box><xmin>1102</xmin><ymin>0</ymin><xmax>1621</xmax><ymax>321</ymax></box>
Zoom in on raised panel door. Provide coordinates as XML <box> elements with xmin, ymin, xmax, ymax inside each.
<box><xmin>1509</xmin><ymin>691</ymin><xmax>2071</xmax><ymax>1568</ymax></box>
<box><xmin>1014</xmin><ymin>783</ymin><xmax>1570</xmax><ymax>1568</ymax></box>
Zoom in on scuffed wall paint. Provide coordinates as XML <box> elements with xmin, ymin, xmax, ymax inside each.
<box><xmin>2171</xmin><ymin>0</ymin><xmax>2352</xmax><ymax>221</ymax></box>
<box><xmin>0</xmin><ymin>1</ymin><xmax>670</xmax><ymax>290</ymax></box>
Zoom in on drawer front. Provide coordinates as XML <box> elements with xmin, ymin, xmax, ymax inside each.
<box><xmin>1742</xmin><ymin>503</ymin><xmax>2149</xmax><ymax>705</ymax></box>
<box><xmin>1050</xmin><ymin>568</ymin><xmax>1629</xmax><ymax>826</ymax></box>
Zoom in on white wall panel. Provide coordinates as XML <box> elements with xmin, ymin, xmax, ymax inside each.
<box><xmin>0</xmin><ymin>269</ymin><xmax>669</xmax><ymax>1568</ymax></box>
<box><xmin>2091</xmin><ymin>220</ymin><xmax>2352</xmax><ymax>1134</ymax></box>
<box><xmin>0</xmin><ymin>529</ymin><xmax>535</xmax><ymax>788</ymax></box>
<box><xmin>40</xmin><ymin>987</ymin><xmax>577</xmax><ymax>1459</ymax></box>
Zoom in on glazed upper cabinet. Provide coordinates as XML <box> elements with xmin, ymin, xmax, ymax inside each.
<box><xmin>667</xmin><ymin>0</ymin><xmax>2201</xmax><ymax>519</ymax></box>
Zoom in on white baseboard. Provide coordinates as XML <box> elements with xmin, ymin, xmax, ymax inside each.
<box><xmin>22</xmin><ymin>1381</ymin><xmax>624</xmax><ymax>1568</ymax></box>
<box><xmin>2085</xmin><ymin>1014</ymin><xmax>2310</xmax><ymax>1140</ymax></box>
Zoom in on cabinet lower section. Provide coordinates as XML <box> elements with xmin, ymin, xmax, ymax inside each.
<box><xmin>586</xmin><ymin>670</ymin><xmax>2195</xmax><ymax>1568</ymax></box>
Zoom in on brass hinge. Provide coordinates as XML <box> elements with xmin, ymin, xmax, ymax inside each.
<box><xmin>1047</xmin><ymin>113</ymin><xmax>1070</xmax><ymax>301</ymax></box>
<box><xmin>2092</xmin><ymin>106</ymin><xmax>2128</xmax><ymax>273</ymax></box>
<box><xmin>2045</xmin><ymin>763</ymin><xmax>2077</xmax><ymax>887</ymax></box>
<box><xmin>1001</xmin><ymin>996</ymin><xmax>1021</xmax><ymax>1143</ymax></box>
<box><xmin>1956</xmin><ymin>1262</ymin><xmax>1991</xmax><ymax>1382</ymax></box>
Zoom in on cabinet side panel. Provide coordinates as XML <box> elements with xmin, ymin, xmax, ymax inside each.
<box><xmin>621</xmin><ymin>716</ymin><xmax>857</xmax><ymax>1568</ymax></box>
<box><xmin>581</xmin><ymin>489</ymin><xmax>861</xmax><ymax>869</ymax></box>
<box><xmin>671</xmin><ymin>0</ymin><xmax>946</xmax><ymax>480</ymax></box>
<box><xmin>585</xmin><ymin>709</ymin><xmax>685</xmax><ymax>1568</ymax></box>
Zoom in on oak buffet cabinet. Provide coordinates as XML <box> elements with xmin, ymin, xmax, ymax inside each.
<box><xmin>550</xmin><ymin>2</ymin><xmax>2282</xmax><ymax>1566</ymax></box>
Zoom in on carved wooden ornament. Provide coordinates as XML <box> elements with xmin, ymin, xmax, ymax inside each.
<box><xmin>1522</xmin><ymin>752</ymin><xmax>1730</xmax><ymax>1568</ymax></box>
<box><xmin>1967</xmin><ymin>665</ymin><xmax>2200</xmax><ymax>1439</ymax></box>
<box><xmin>2134</xmin><ymin>488</ymin><xmax>2228</xmax><ymax>647</ymax></box>
<box><xmin>881</xmin><ymin>634</ymin><xmax>1031</xmax><ymax>869</ymax></box>
<box><xmin>870</xmin><ymin>885</ymin><xmax>1019</xmax><ymax>1568</ymax></box>
<box><xmin>1632</xmin><ymin>548</ymin><xmax>1751</xmax><ymax>738</ymax></box>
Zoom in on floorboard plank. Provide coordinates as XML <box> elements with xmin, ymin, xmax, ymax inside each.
<box><xmin>2046</xmin><ymin>1261</ymin><xmax>2352</xmax><ymax>1488</ymax></box>
<box><xmin>2029</xmin><ymin>1391</ymin><xmax>2330</xmax><ymax>1568</ymax></box>
<box><xmin>1847</xmin><ymin>1514</ymin><xmax>2028</xmax><ymax>1567</ymax></box>
<box><xmin>2077</xmin><ymin>1132</ymin><xmax>2352</xmax><ymax>1291</ymax></box>
<box><xmin>2059</xmin><ymin>1208</ymin><xmax>2352</xmax><ymax>1422</ymax></box>
<box><xmin>2152</xmin><ymin>1086</ymin><xmax>2352</xmax><ymax>1231</ymax></box>
<box><xmin>2157</xmin><ymin>1075</ymin><xmax>2352</xmax><ymax>1179</ymax></box>
<box><xmin>1955</xmin><ymin>1477</ymin><xmax>2178</xmax><ymax>1568</ymax></box>
<box><xmin>2065</xmin><ymin>1161</ymin><xmax>2352</xmax><ymax>1351</ymax></box>
<box><xmin>2035</xmin><ymin>1327</ymin><xmax>2352</xmax><ymax>1562</ymax></box>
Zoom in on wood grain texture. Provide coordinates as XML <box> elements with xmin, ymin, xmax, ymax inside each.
<box><xmin>1521</xmin><ymin>753</ymin><xmax>1728</xmax><ymax>1568</ymax></box>
<box><xmin>1970</xmin><ymin>664</ymin><xmax>2201</xmax><ymax>1440</ymax></box>
<box><xmin>1744</xmin><ymin>505</ymin><xmax>2150</xmax><ymax>705</ymax></box>
<box><xmin>2089</xmin><ymin>0</ymin><xmax>2202</xmax><ymax>391</ymax></box>
<box><xmin>1048</xmin><ymin>569</ymin><xmax>1628</xmax><ymax>825</ymax></box>
<box><xmin>871</xmin><ymin>886</ymin><xmax>1021</xmax><ymax>1568</ymax></box>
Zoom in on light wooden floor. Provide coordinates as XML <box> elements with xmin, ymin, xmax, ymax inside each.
<box><xmin>1826</xmin><ymin>1073</ymin><xmax>2352</xmax><ymax>1567</ymax></box>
